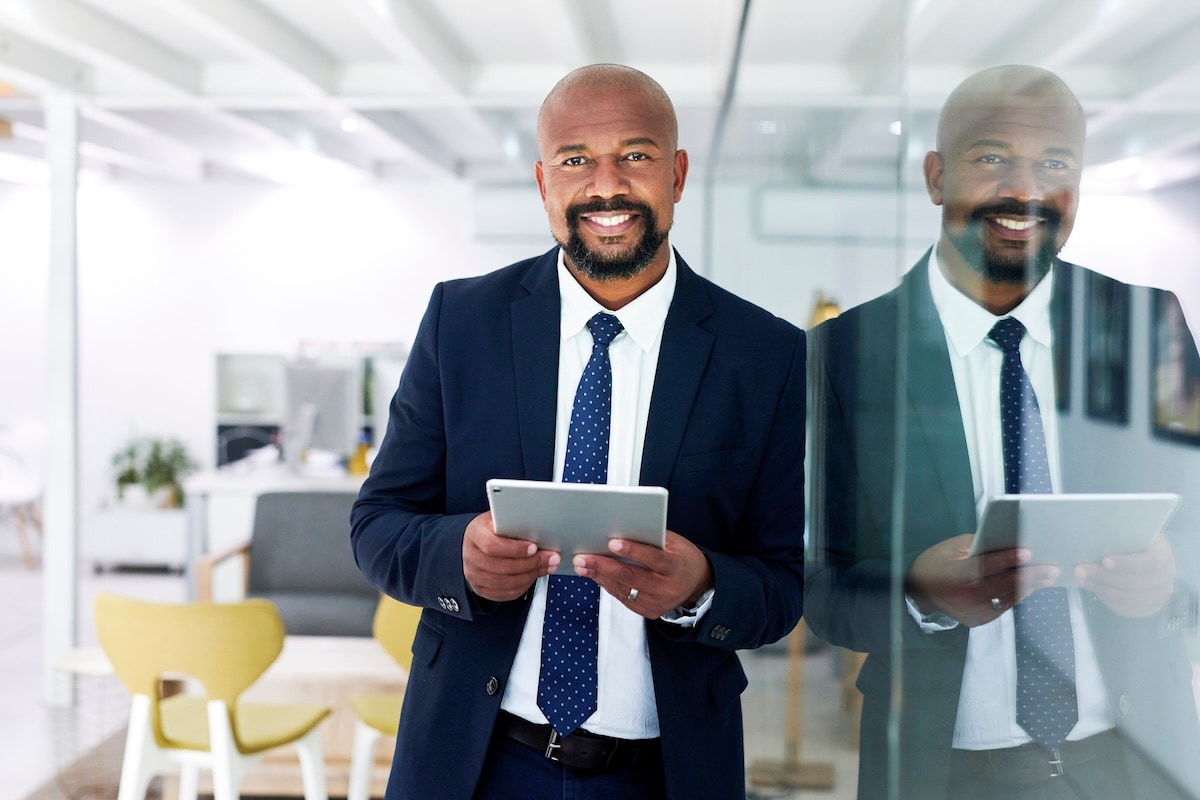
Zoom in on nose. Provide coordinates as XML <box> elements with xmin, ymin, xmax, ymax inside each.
<box><xmin>587</xmin><ymin>156</ymin><xmax>630</xmax><ymax>199</ymax></box>
<box><xmin>998</xmin><ymin>158</ymin><xmax>1044</xmax><ymax>204</ymax></box>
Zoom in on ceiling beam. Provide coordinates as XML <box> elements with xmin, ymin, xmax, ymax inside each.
<box><xmin>0</xmin><ymin>0</ymin><xmax>201</xmax><ymax>93</ymax></box>
<box><xmin>0</xmin><ymin>26</ymin><xmax>93</xmax><ymax>93</ymax></box>
<box><xmin>337</xmin><ymin>0</ymin><xmax>506</xmax><ymax>153</ymax></box>
<box><xmin>154</xmin><ymin>0</ymin><xmax>337</xmax><ymax>96</ymax></box>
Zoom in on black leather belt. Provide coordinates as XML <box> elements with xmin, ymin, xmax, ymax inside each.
<box><xmin>495</xmin><ymin>711</ymin><xmax>661</xmax><ymax>772</ymax></box>
<box><xmin>950</xmin><ymin>729</ymin><xmax>1124</xmax><ymax>786</ymax></box>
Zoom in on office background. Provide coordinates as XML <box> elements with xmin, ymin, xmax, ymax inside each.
<box><xmin>2</xmin><ymin>1</ymin><xmax>1200</xmax><ymax>797</ymax></box>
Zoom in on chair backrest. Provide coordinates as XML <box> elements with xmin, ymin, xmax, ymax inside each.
<box><xmin>373</xmin><ymin>595</ymin><xmax>422</xmax><ymax>672</ymax></box>
<box><xmin>93</xmin><ymin>592</ymin><xmax>284</xmax><ymax>751</ymax></box>
<box><xmin>246</xmin><ymin>490</ymin><xmax>374</xmax><ymax>597</ymax></box>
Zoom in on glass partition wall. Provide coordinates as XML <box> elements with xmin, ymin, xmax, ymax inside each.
<box><xmin>718</xmin><ymin>3</ymin><xmax>1200</xmax><ymax>799</ymax></box>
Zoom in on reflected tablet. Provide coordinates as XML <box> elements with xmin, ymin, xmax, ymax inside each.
<box><xmin>968</xmin><ymin>493</ymin><xmax>1180</xmax><ymax>569</ymax></box>
<box><xmin>486</xmin><ymin>478</ymin><xmax>667</xmax><ymax>575</ymax></box>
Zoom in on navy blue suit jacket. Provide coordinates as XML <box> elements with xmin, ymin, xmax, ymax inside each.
<box><xmin>351</xmin><ymin>247</ymin><xmax>807</xmax><ymax>799</ymax></box>
<box><xmin>805</xmin><ymin>252</ymin><xmax>1200</xmax><ymax>799</ymax></box>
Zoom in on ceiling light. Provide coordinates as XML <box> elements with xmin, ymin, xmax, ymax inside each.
<box><xmin>341</xmin><ymin>117</ymin><xmax>359</xmax><ymax>134</ymax></box>
<box><xmin>889</xmin><ymin>121</ymin><xmax>903</xmax><ymax>136</ymax></box>
<box><xmin>756</xmin><ymin>120</ymin><xmax>777</xmax><ymax>135</ymax></box>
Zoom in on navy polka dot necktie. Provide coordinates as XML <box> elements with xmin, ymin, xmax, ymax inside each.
<box><xmin>537</xmin><ymin>311</ymin><xmax>623</xmax><ymax>737</ymax></box>
<box><xmin>989</xmin><ymin>317</ymin><xmax>1078</xmax><ymax>753</ymax></box>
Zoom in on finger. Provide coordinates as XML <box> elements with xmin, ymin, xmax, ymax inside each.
<box><xmin>974</xmin><ymin>546</ymin><xmax>1031</xmax><ymax>577</ymax></box>
<box><xmin>1013</xmin><ymin>564</ymin><xmax>1060</xmax><ymax>601</ymax></box>
<box><xmin>574</xmin><ymin>553</ymin><xmax>655</xmax><ymax>607</ymax></box>
<box><xmin>474</xmin><ymin>533</ymin><xmax>539</xmax><ymax>560</ymax></box>
<box><xmin>608</xmin><ymin>537</ymin><xmax>666</xmax><ymax>570</ymax></box>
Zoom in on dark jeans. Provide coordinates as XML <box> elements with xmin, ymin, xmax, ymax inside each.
<box><xmin>473</xmin><ymin>730</ymin><xmax>667</xmax><ymax>800</ymax></box>
<box><xmin>947</xmin><ymin>731</ymin><xmax>1144</xmax><ymax>800</ymax></box>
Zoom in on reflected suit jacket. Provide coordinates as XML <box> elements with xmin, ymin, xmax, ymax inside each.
<box><xmin>351</xmin><ymin>247</ymin><xmax>807</xmax><ymax>800</ymax></box>
<box><xmin>804</xmin><ymin>251</ymin><xmax>1200</xmax><ymax>800</ymax></box>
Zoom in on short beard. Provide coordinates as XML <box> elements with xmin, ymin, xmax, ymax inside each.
<box><xmin>949</xmin><ymin>201</ymin><xmax>1062</xmax><ymax>286</ymax></box>
<box><xmin>557</xmin><ymin>199</ymin><xmax>668</xmax><ymax>281</ymax></box>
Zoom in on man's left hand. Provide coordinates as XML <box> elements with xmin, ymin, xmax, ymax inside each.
<box><xmin>572</xmin><ymin>530</ymin><xmax>713</xmax><ymax>619</ymax></box>
<box><xmin>1073</xmin><ymin>533</ymin><xmax>1176</xmax><ymax>618</ymax></box>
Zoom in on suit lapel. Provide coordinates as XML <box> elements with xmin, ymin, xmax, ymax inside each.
<box><xmin>640</xmin><ymin>253</ymin><xmax>714</xmax><ymax>489</ymax></box>
<box><xmin>898</xmin><ymin>254</ymin><xmax>977</xmax><ymax>537</ymax></box>
<box><xmin>511</xmin><ymin>250</ymin><xmax>561</xmax><ymax>481</ymax></box>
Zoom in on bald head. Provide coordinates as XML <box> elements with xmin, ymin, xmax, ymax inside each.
<box><xmin>537</xmin><ymin>64</ymin><xmax>679</xmax><ymax>157</ymax></box>
<box><xmin>937</xmin><ymin>65</ymin><xmax>1085</xmax><ymax>153</ymax></box>
<box><xmin>925</xmin><ymin>65</ymin><xmax>1086</xmax><ymax>313</ymax></box>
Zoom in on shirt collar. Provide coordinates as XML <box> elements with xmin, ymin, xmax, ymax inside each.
<box><xmin>928</xmin><ymin>244</ymin><xmax>1056</xmax><ymax>358</ymax></box>
<box><xmin>556</xmin><ymin>247</ymin><xmax>676</xmax><ymax>351</ymax></box>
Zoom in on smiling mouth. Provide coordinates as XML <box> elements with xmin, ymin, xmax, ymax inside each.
<box><xmin>993</xmin><ymin>217</ymin><xmax>1039</xmax><ymax>231</ymax></box>
<box><xmin>585</xmin><ymin>213</ymin><xmax>633</xmax><ymax>228</ymax></box>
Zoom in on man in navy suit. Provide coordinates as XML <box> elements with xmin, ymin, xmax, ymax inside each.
<box><xmin>351</xmin><ymin>64</ymin><xmax>806</xmax><ymax>800</ymax></box>
<box><xmin>805</xmin><ymin>65</ymin><xmax>1200</xmax><ymax>799</ymax></box>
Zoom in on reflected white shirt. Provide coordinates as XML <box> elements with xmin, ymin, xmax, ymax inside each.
<box><xmin>498</xmin><ymin>249</ymin><xmax>674</xmax><ymax>739</ymax></box>
<box><xmin>925</xmin><ymin>249</ymin><xmax>1115</xmax><ymax>750</ymax></box>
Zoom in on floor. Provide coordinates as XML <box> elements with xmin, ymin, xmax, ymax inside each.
<box><xmin>0</xmin><ymin>554</ymin><xmax>859</xmax><ymax>800</ymax></box>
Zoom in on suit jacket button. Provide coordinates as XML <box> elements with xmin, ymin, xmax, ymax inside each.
<box><xmin>710</xmin><ymin>624</ymin><xmax>730</xmax><ymax>641</ymax></box>
<box><xmin>486</xmin><ymin>676</ymin><xmax>500</xmax><ymax>696</ymax></box>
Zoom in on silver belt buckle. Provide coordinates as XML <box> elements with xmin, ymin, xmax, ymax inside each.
<box><xmin>1049</xmin><ymin>749</ymin><xmax>1065</xmax><ymax>777</ymax></box>
<box><xmin>544</xmin><ymin>729</ymin><xmax>562</xmax><ymax>761</ymax></box>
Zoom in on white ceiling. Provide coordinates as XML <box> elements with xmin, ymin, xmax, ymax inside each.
<box><xmin>2</xmin><ymin>0</ymin><xmax>1200</xmax><ymax>190</ymax></box>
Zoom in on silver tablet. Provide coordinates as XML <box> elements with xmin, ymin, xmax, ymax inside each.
<box><xmin>968</xmin><ymin>492</ymin><xmax>1180</xmax><ymax>569</ymax></box>
<box><xmin>486</xmin><ymin>478</ymin><xmax>667</xmax><ymax>574</ymax></box>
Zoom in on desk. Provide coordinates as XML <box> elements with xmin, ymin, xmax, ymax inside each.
<box><xmin>57</xmin><ymin>635</ymin><xmax>406</xmax><ymax>798</ymax></box>
<box><xmin>183</xmin><ymin>464</ymin><xmax>364</xmax><ymax>599</ymax></box>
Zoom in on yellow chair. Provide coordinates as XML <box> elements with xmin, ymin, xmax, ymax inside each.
<box><xmin>345</xmin><ymin>595</ymin><xmax>422</xmax><ymax>800</ymax></box>
<box><xmin>93</xmin><ymin>593</ymin><xmax>332</xmax><ymax>800</ymax></box>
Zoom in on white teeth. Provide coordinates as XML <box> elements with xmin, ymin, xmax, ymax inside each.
<box><xmin>996</xmin><ymin>218</ymin><xmax>1037</xmax><ymax>231</ymax></box>
<box><xmin>589</xmin><ymin>214</ymin><xmax>631</xmax><ymax>227</ymax></box>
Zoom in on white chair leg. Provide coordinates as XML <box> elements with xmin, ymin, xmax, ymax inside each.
<box><xmin>177</xmin><ymin>763</ymin><xmax>200</xmax><ymax>800</ymax></box>
<box><xmin>346</xmin><ymin>720</ymin><xmax>382</xmax><ymax>800</ymax></box>
<box><xmin>207</xmin><ymin>700</ymin><xmax>253</xmax><ymax>800</ymax></box>
<box><xmin>117</xmin><ymin>695</ymin><xmax>162</xmax><ymax>800</ymax></box>
<box><xmin>293</xmin><ymin>726</ymin><xmax>329</xmax><ymax>800</ymax></box>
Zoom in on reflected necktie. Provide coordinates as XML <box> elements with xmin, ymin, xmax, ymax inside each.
<box><xmin>989</xmin><ymin>317</ymin><xmax>1078</xmax><ymax>753</ymax></box>
<box><xmin>537</xmin><ymin>312</ymin><xmax>623</xmax><ymax>737</ymax></box>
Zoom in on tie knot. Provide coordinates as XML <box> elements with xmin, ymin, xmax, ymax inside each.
<box><xmin>587</xmin><ymin>312</ymin><xmax>624</xmax><ymax>348</ymax></box>
<box><xmin>988</xmin><ymin>316</ymin><xmax>1027</xmax><ymax>354</ymax></box>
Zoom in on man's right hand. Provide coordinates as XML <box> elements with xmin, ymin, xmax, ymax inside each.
<box><xmin>905</xmin><ymin>533</ymin><xmax>1059</xmax><ymax>627</ymax></box>
<box><xmin>462</xmin><ymin>511</ymin><xmax>560</xmax><ymax>602</ymax></box>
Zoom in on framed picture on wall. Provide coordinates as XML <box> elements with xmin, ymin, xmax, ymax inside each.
<box><xmin>1084</xmin><ymin>273</ymin><xmax>1130</xmax><ymax>424</ymax></box>
<box><xmin>1150</xmin><ymin>291</ymin><xmax>1200</xmax><ymax>445</ymax></box>
<box><xmin>1051</xmin><ymin>265</ymin><xmax>1072</xmax><ymax>412</ymax></box>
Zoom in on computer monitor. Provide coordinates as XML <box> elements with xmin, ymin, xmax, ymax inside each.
<box><xmin>283</xmin><ymin>359</ymin><xmax>362</xmax><ymax>466</ymax></box>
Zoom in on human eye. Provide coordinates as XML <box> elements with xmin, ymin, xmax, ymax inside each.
<box><xmin>1041</xmin><ymin>159</ymin><xmax>1069</xmax><ymax>170</ymax></box>
<box><xmin>975</xmin><ymin>153</ymin><xmax>1005</xmax><ymax>165</ymax></box>
<box><xmin>560</xmin><ymin>155</ymin><xmax>589</xmax><ymax>167</ymax></box>
<box><xmin>624</xmin><ymin>152</ymin><xmax>649</xmax><ymax>161</ymax></box>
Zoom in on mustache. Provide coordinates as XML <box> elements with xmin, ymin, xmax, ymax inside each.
<box><xmin>566</xmin><ymin>199</ymin><xmax>652</xmax><ymax>223</ymax></box>
<box><xmin>969</xmin><ymin>200</ymin><xmax>1062</xmax><ymax>227</ymax></box>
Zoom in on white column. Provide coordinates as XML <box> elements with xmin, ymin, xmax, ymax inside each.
<box><xmin>42</xmin><ymin>94</ymin><xmax>80</xmax><ymax>706</ymax></box>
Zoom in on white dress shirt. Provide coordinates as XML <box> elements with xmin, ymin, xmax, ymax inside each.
<box><xmin>923</xmin><ymin>248</ymin><xmax>1116</xmax><ymax>750</ymax></box>
<box><xmin>499</xmin><ymin>249</ymin><xmax>676</xmax><ymax>739</ymax></box>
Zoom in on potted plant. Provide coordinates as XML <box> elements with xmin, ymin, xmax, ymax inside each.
<box><xmin>111</xmin><ymin>436</ymin><xmax>198</xmax><ymax>508</ymax></box>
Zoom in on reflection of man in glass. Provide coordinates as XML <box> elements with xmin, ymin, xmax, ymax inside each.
<box><xmin>806</xmin><ymin>65</ymin><xmax>1200</xmax><ymax>799</ymax></box>
<box><xmin>1156</xmin><ymin>293</ymin><xmax>1200</xmax><ymax>434</ymax></box>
